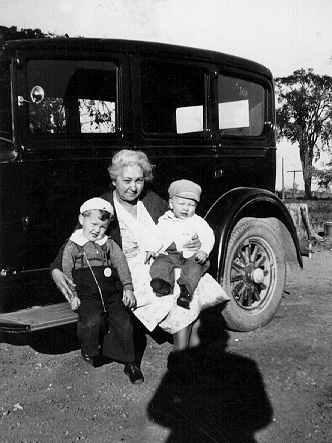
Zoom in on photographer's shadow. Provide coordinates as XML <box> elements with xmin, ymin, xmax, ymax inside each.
<box><xmin>148</xmin><ymin>308</ymin><xmax>273</xmax><ymax>443</ymax></box>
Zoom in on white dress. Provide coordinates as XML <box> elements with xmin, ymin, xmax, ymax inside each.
<box><xmin>113</xmin><ymin>193</ymin><xmax>230</xmax><ymax>334</ymax></box>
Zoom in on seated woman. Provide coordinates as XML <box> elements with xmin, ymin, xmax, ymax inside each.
<box><xmin>51</xmin><ymin>149</ymin><xmax>228</xmax><ymax>383</ymax></box>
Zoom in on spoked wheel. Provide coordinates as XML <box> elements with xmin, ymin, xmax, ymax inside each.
<box><xmin>221</xmin><ymin>219</ymin><xmax>286</xmax><ymax>331</ymax></box>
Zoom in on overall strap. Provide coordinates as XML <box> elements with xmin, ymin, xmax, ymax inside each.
<box><xmin>101</xmin><ymin>242</ymin><xmax>111</xmax><ymax>266</ymax></box>
<box><xmin>82</xmin><ymin>249</ymin><xmax>107</xmax><ymax>313</ymax></box>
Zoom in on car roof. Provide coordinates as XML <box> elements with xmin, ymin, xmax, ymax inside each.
<box><xmin>2</xmin><ymin>37</ymin><xmax>272</xmax><ymax>78</ymax></box>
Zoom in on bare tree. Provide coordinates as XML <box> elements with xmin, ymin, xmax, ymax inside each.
<box><xmin>275</xmin><ymin>69</ymin><xmax>332</xmax><ymax>199</ymax></box>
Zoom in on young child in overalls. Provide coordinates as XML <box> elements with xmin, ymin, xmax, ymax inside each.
<box><xmin>62</xmin><ymin>197</ymin><xmax>143</xmax><ymax>384</ymax></box>
<box><xmin>149</xmin><ymin>179</ymin><xmax>215</xmax><ymax>309</ymax></box>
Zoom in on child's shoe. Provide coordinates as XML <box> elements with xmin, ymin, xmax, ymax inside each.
<box><xmin>150</xmin><ymin>278</ymin><xmax>172</xmax><ymax>296</ymax></box>
<box><xmin>177</xmin><ymin>284</ymin><xmax>192</xmax><ymax>309</ymax></box>
<box><xmin>81</xmin><ymin>351</ymin><xmax>103</xmax><ymax>367</ymax></box>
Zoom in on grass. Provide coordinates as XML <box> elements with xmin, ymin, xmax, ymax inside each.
<box><xmin>305</xmin><ymin>200</ymin><xmax>332</xmax><ymax>230</ymax></box>
<box><xmin>286</xmin><ymin>199</ymin><xmax>332</xmax><ymax>231</ymax></box>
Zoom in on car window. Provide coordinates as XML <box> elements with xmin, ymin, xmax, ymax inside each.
<box><xmin>141</xmin><ymin>61</ymin><xmax>207</xmax><ymax>135</ymax></box>
<box><xmin>27</xmin><ymin>59</ymin><xmax>118</xmax><ymax>135</ymax></box>
<box><xmin>218</xmin><ymin>74</ymin><xmax>265</xmax><ymax>136</ymax></box>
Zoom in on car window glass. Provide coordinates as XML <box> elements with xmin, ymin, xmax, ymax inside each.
<box><xmin>218</xmin><ymin>74</ymin><xmax>265</xmax><ymax>136</ymax></box>
<box><xmin>27</xmin><ymin>59</ymin><xmax>118</xmax><ymax>135</ymax></box>
<box><xmin>141</xmin><ymin>61</ymin><xmax>207</xmax><ymax>135</ymax></box>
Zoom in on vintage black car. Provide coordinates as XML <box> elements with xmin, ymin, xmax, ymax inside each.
<box><xmin>0</xmin><ymin>38</ymin><xmax>302</xmax><ymax>333</ymax></box>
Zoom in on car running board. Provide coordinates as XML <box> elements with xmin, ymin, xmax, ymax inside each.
<box><xmin>0</xmin><ymin>303</ymin><xmax>77</xmax><ymax>333</ymax></box>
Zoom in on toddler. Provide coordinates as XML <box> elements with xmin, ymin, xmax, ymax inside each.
<box><xmin>61</xmin><ymin>197</ymin><xmax>143</xmax><ymax>384</ymax></box>
<box><xmin>149</xmin><ymin>180</ymin><xmax>215</xmax><ymax>309</ymax></box>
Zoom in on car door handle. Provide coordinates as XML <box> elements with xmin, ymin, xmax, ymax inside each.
<box><xmin>214</xmin><ymin>168</ymin><xmax>223</xmax><ymax>179</ymax></box>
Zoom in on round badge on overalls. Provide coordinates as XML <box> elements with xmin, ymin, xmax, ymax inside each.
<box><xmin>104</xmin><ymin>267</ymin><xmax>112</xmax><ymax>277</ymax></box>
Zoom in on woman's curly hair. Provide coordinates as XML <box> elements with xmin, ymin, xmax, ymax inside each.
<box><xmin>108</xmin><ymin>149</ymin><xmax>154</xmax><ymax>183</ymax></box>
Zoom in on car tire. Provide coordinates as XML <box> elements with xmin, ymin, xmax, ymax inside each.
<box><xmin>221</xmin><ymin>218</ymin><xmax>286</xmax><ymax>331</ymax></box>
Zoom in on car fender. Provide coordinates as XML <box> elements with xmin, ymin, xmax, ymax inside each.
<box><xmin>204</xmin><ymin>187</ymin><xmax>303</xmax><ymax>281</ymax></box>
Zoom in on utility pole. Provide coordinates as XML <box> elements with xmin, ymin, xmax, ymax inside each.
<box><xmin>287</xmin><ymin>170</ymin><xmax>302</xmax><ymax>200</ymax></box>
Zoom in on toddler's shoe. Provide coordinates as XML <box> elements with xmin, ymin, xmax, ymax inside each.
<box><xmin>81</xmin><ymin>351</ymin><xmax>94</xmax><ymax>365</ymax></box>
<box><xmin>177</xmin><ymin>284</ymin><xmax>192</xmax><ymax>309</ymax></box>
<box><xmin>150</xmin><ymin>278</ymin><xmax>172</xmax><ymax>296</ymax></box>
<box><xmin>81</xmin><ymin>351</ymin><xmax>103</xmax><ymax>367</ymax></box>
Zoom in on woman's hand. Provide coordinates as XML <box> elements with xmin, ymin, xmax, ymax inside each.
<box><xmin>51</xmin><ymin>269</ymin><xmax>76</xmax><ymax>302</ymax></box>
<box><xmin>184</xmin><ymin>234</ymin><xmax>201</xmax><ymax>252</ymax></box>
<box><xmin>123</xmin><ymin>289</ymin><xmax>137</xmax><ymax>310</ymax></box>
<box><xmin>69</xmin><ymin>295</ymin><xmax>81</xmax><ymax>311</ymax></box>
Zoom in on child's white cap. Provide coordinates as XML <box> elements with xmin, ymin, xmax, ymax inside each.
<box><xmin>80</xmin><ymin>197</ymin><xmax>114</xmax><ymax>216</ymax></box>
<box><xmin>168</xmin><ymin>179</ymin><xmax>201</xmax><ymax>202</ymax></box>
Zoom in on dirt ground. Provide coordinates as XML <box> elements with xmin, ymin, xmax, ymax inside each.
<box><xmin>1</xmin><ymin>240</ymin><xmax>332</xmax><ymax>443</ymax></box>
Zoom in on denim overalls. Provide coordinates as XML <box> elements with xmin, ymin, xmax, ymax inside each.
<box><xmin>73</xmin><ymin>244</ymin><xmax>134</xmax><ymax>362</ymax></box>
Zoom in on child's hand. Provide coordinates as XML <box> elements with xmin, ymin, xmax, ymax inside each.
<box><xmin>123</xmin><ymin>289</ymin><xmax>137</xmax><ymax>310</ymax></box>
<box><xmin>144</xmin><ymin>251</ymin><xmax>156</xmax><ymax>264</ymax></box>
<box><xmin>69</xmin><ymin>295</ymin><xmax>80</xmax><ymax>311</ymax></box>
<box><xmin>195</xmin><ymin>251</ymin><xmax>208</xmax><ymax>264</ymax></box>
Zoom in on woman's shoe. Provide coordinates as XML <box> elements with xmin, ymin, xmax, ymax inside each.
<box><xmin>124</xmin><ymin>363</ymin><xmax>144</xmax><ymax>384</ymax></box>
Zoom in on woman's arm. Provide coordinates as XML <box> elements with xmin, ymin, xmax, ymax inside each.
<box><xmin>142</xmin><ymin>190</ymin><xmax>169</xmax><ymax>223</ymax></box>
<box><xmin>51</xmin><ymin>268</ymin><xmax>76</xmax><ymax>301</ymax></box>
<box><xmin>50</xmin><ymin>242</ymin><xmax>76</xmax><ymax>300</ymax></box>
<box><xmin>49</xmin><ymin>243</ymin><xmax>65</xmax><ymax>273</ymax></box>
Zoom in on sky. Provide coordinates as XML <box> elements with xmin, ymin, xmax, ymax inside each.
<box><xmin>2</xmin><ymin>0</ymin><xmax>332</xmax><ymax>190</ymax></box>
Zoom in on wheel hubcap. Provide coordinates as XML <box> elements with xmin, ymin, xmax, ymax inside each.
<box><xmin>253</xmin><ymin>267</ymin><xmax>265</xmax><ymax>284</ymax></box>
<box><xmin>230</xmin><ymin>240</ymin><xmax>273</xmax><ymax>309</ymax></box>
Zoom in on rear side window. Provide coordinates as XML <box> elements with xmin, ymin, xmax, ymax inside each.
<box><xmin>27</xmin><ymin>59</ymin><xmax>118</xmax><ymax>135</ymax></box>
<box><xmin>218</xmin><ymin>74</ymin><xmax>265</xmax><ymax>136</ymax></box>
<box><xmin>141</xmin><ymin>61</ymin><xmax>207</xmax><ymax>135</ymax></box>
